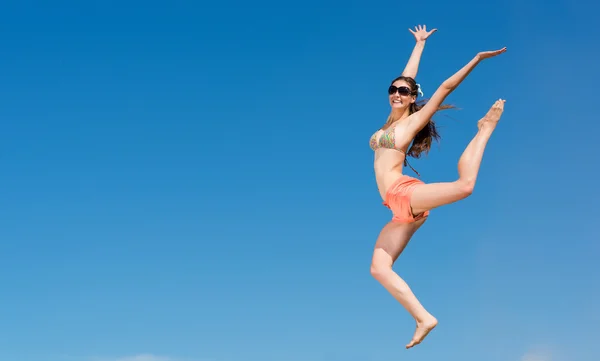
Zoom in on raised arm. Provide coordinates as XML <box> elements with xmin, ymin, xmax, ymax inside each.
<box><xmin>401</xmin><ymin>25</ymin><xmax>437</xmax><ymax>79</ymax></box>
<box><xmin>407</xmin><ymin>47</ymin><xmax>507</xmax><ymax>133</ymax></box>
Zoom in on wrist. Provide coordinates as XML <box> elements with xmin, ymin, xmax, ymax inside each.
<box><xmin>416</xmin><ymin>40</ymin><xmax>426</xmax><ymax>46</ymax></box>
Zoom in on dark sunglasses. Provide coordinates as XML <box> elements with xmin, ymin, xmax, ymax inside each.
<box><xmin>388</xmin><ymin>85</ymin><xmax>414</xmax><ymax>96</ymax></box>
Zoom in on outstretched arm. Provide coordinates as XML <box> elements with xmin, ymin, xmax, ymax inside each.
<box><xmin>407</xmin><ymin>47</ymin><xmax>507</xmax><ymax>133</ymax></box>
<box><xmin>401</xmin><ymin>25</ymin><xmax>437</xmax><ymax>79</ymax></box>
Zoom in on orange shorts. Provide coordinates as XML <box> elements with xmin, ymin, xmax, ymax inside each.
<box><xmin>382</xmin><ymin>175</ymin><xmax>429</xmax><ymax>223</ymax></box>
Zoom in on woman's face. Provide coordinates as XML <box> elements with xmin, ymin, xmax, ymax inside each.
<box><xmin>388</xmin><ymin>80</ymin><xmax>416</xmax><ymax>110</ymax></box>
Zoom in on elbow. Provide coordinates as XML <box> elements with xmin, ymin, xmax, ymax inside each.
<box><xmin>441</xmin><ymin>80</ymin><xmax>455</xmax><ymax>91</ymax></box>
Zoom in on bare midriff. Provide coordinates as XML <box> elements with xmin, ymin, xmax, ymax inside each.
<box><xmin>373</xmin><ymin>148</ymin><xmax>406</xmax><ymax>200</ymax></box>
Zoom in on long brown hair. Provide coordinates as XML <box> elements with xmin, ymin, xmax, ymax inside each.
<box><xmin>383</xmin><ymin>76</ymin><xmax>455</xmax><ymax>161</ymax></box>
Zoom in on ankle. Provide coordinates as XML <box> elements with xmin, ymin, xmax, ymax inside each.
<box><xmin>416</xmin><ymin>313</ymin><xmax>437</xmax><ymax>324</ymax></box>
<box><xmin>477</xmin><ymin>124</ymin><xmax>494</xmax><ymax>134</ymax></box>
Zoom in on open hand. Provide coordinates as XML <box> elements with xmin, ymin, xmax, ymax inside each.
<box><xmin>409</xmin><ymin>25</ymin><xmax>437</xmax><ymax>42</ymax></box>
<box><xmin>477</xmin><ymin>47</ymin><xmax>507</xmax><ymax>60</ymax></box>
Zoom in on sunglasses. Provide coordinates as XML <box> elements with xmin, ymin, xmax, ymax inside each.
<box><xmin>388</xmin><ymin>85</ymin><xmax>414</xmax><ymax>96</ymax></box>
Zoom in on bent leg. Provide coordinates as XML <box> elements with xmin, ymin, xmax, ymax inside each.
<box><xmin>410</xmin><ymin>99</ymin><xmax>505</xmax><ymax>215</ymax></box>
<box><xmin>370</xmin><ymin>219</ymin><xmax>438</xmax><ymax>349</ymax></box>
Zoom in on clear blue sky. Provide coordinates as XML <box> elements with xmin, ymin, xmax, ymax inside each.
<box><xmin>1</xmin><ymin>1</ymin><xmax>598</xmax><ymax>361</ymax></box>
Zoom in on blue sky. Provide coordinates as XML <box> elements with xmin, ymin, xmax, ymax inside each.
<box><xmin>1</xmin><ymin>0</ymin><xmax>599</xmax><ymax>361</ymax></box>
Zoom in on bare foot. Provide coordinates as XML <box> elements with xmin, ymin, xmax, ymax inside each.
<box><xmin>406</xmin><ymin>316</ymin><xmax>438</xmax><ymax>349</ymax></box>
<box><xmin>477</xmin><ymin>98</ymin><xmax>505</xmax><ymax>132</ymax></box>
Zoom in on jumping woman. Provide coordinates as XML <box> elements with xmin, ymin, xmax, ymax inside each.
<box><xmin>368</xmin><ymin>27</ymin><xmax>506</xmax><ymax>349</ymax></box>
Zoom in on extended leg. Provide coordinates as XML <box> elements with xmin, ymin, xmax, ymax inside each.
<box><xmin>410</xmin><ymin>99</ymin><xmax>505</xmax><ymax>215</ymax></box>
<box><xmin>370</xmin><ymin>219</ymin><xmax>437</xmax><ymax>349</ymax></box>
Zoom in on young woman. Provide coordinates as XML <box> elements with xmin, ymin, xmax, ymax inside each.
<box><xmin>369</xmin><ymin>29</ymin><xmax>506</xmax><ymax>349</ymax></box>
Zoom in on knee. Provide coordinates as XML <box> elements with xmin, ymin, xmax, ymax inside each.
<box><xmin>370</xmin><ymin>262</ymin><xmax>391</xmax><ymax>281</ymax></box>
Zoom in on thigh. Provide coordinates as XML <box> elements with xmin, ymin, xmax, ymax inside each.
<box><xmin>373</xmin><ymin>218</ymin><xmax>427</xmax><ymax>264</ymax></box>
<box><xmin>410</xmin><ymin>181</ymin><xmax>467</xmax><ymax>216</ymax></box>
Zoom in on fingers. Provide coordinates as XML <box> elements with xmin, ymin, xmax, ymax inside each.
<box><xmin>408</xmin><ymin>25</ymin><xmax>421</xmax><ymax>34</ymax></box>
<box><xmin>487</xmin><ymin>48</ymin><xmax>507</xmax><ymax>56</ymax></box>
<box><xmin>409</xmin><ymin>24</ymin><xmax>428</xmax><ymax>32</ymax></box>
<box><xmin>478</xmin><ymin>47</ymin><xmax>507</xmax><ymax>59</ymax></box>
<box><xmin>408</xmin><ymin>25</ymin><xmax>438</xmax><ymax>39</ymax></box>
<box><xmin>494</xmin><ymin>48</ymin><xmax>507</xmax><ymax>57</ymax></box>
<box><xmin>408</xmin><ymin>25</ymin><xmax>437</xmax><ymax>39</ymax></box>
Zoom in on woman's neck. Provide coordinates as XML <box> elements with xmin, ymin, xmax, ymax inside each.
<box><xmin>390</xmin><ymin>108</ymin><xmax>411</xmax><ymax>122</ymax></box>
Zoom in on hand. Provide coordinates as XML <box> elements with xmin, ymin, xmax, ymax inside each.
<box><xmin>476</xmin><ymin>47</ymin><xmax>507</xmax><ymax>60</ymax></box>
<box><xmin>409</xmin><ymin>25</ymin><xmax>437</xmax><ymax>42</ymax></box>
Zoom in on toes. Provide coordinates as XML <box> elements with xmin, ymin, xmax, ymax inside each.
<box><xmin>497</xmin><ymin>99</ymin><xmax>505</xmax><ymax>110</ymax></box>
<box><xmin>492</xmin><ymin>99</ymin><xmax>505</xmax><ymax>111</ymax></box>
<box><xmin>406</xmin><ymin>339</ymin><xmax>419</xmax><ymax>349</ymax></box>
